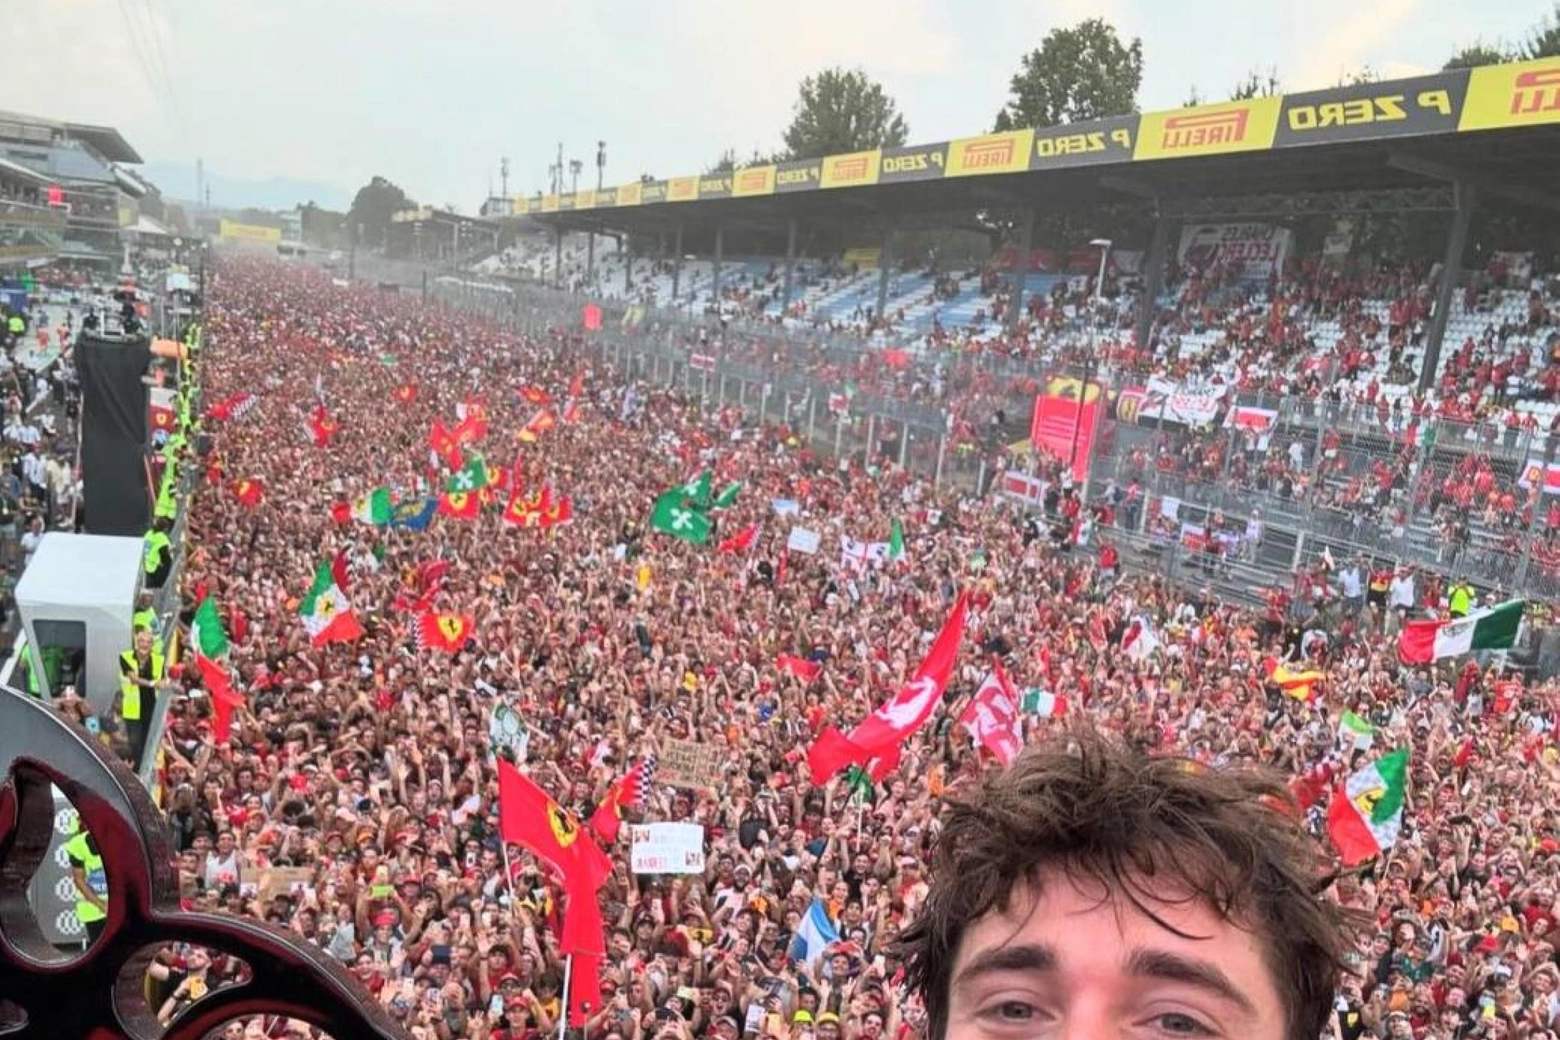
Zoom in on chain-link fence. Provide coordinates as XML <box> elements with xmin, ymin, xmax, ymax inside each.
<box><xmin>399</xmin><ymin>262</ymin><xmax>1560</xmax><ymax>609</ymax></box>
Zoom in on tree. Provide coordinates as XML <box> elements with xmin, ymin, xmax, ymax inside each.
<box><xmin>1443</xmin><ymin>41</ymin><xmax>1512</xmax><ymax>69</ymax></box>
<box><xmin>780</xmin><ymin>67</ymin><xmax>909</xmax><ymax>160</ymax></box>
<box><xmin>1527</xmin><ymin>3</ymin><xmax>1560</xmax><ymax>58</ymax></box>
<box><xmin>299</xmin><ymin>202</ymin><xmax>347</xmax><ymax>249</ymax></box>
<box><xmin>1337</xmin><ymin>65</ymin><xmax>1381</xmax><ymax>87</ymax></box>
<box><xmin>347</xmin><ymin>175</ymin><xmax>413</xmax><ymax>248</ymax></box>
<box><xmin>993</xmin><ymin>18</ymin><xmax>1144</xmax><ymax>130</ymax></box>
<box><xmin>1229</xmin><ymin>67</ymin><xmax>1281</xmax><ymax>100</ymax></box>
<box><xmin>707</xmin><ymin>149</ymin><xmax>738</xmax><ymax>175</ymax></box>
<box><xmin>1181</xmin><ymin>87</ymin><xmax>1205</xmax><ymax>108</ymax></box>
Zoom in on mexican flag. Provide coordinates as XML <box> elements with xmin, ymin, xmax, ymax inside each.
<box><xmin>1398</xmin><ymin>600</ymin><xmax>1524</xmax><ymax>664</ymax></box>
<box><xmin>299</xmin><ymin>563</ymin><xmax>364</xmax><ymax>647</ymax></box>
<box><xmin>1326</xmin><ymin>748</ymin><xmax>1408</xmax><ymax>866</ymax></box>
<box><xmin>190</xmin><ymin>596</ymin><xmax>230</xmax><ymax>658</ymax></box>
<box><xmin>351</xmin><ymin>487</ymin><xmax>393</xmax><ymax>525</ymax></box>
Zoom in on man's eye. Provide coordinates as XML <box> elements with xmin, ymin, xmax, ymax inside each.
<box><xmin>983</xmin><ymin>1002</ymin><xmax>1036</xmax><ymax>1023</ymax></box>
<box><xmin>1153</xmin><ymin>1012</ymin><xmax>1215</xmax><ymax>1036</ymax></box>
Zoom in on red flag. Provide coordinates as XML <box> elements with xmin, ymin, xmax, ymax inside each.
<box><xmin>428</xmin><ymin>420</ymin><xmax>463</xmax><ymax>470</ymax></box>
<box><xmin>589</xmin><ymin>754</ymin><xmax>658</xmax><ymax>845</ymax></box>
<box><xmin>233</xmin><ymin>478</ymin><xmax>264</xmax><ymax>508</ymax></box>
<box><xmin>718</xmin><ymin>523</ymin><xmax>759</xmax><ymax>554</ymax></box>
<box><xmin>497</xmin><ymin>756</ymin><xmax>609</xmax><ymax>1021</ymax></box>
<box><xmin>306</xmin><ymin>406</ymin><xmax>338</xmax><ymax>448</ymax></box>
<box><xmin>808</xmin><ymin>592</ymin><xmax>968</xmax><ymax>784</ymax></box>
<box><xmin>453</xmin><ymin>410</ymin><xmax>487</xmax><ymax>447</ymax></box>
<box><xmin>330</xmin><ymin>550</ymin><xmax>353</xmax><ymax>593</ymax></box>
<box><xmin>777</xmin><ymin>654</ymin><xmax>821</xmax><ymax>682</ymax></box>
<box><xmin>519</xmin><ymin>385</ymin><xmax>551</xmax><ymax>405</ymax></box>
<box><xmin>196</xmin><ymin>654</ymin><xmax>244</xmax><ymax>744</ymax></box>
<box><xmin>416</xmin><ymin>611</ymin><xmax>474</xmax><ymax>653</ymax></box>
<box><xmin>568</xmin><ymin>372</ymin><xmax>584</xmax><ymax>399</ymax></box>
<box><xmin>561</xmin><ymin>399</ymin><xmax>581</xmax><ymax>424</ymax></box>
<box><xmin>438</xmin><ymin>490</ymin><xmax>481</xmax><ymax>520</ymax></box>
<box><xmin>392</xmin><ymin>383</ymin><xmax>417</xmax><ymax>404</ymax></box>
<box><xmin>959</xmin><ymin>661</ymin><xmax>1022</xmax><ymax>766</ymax></box>
<box><xmin>328</xmin><ymin>500</ymin><xmax>352</xmax><ymax>526</ymax></box>
<box><xmin>518</xmin><ymin>410</ymin><xmax>557</xmax><ymax>442</ymax></box>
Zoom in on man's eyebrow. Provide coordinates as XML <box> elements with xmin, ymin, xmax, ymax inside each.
<box><xmin>952</xmin><ymin>943</ymin><xmax>1056</xmax><ymax>987</ymax></box>
<box><xmin>1126</xmin><ymin>948</ymin><xmax>1257</xmax><ymax>1015</ymax></box>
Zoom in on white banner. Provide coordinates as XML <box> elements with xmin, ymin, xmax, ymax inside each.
<box><xmin>1177</xmin><ymin>223</ymin><xmax>1291</xmax><ymax>281</ymax></box>
<box><xmin>1144</xmin><ymin>377</ymin><xmax>1224</xmax><ymax>428</ymax></box>
<box><xmin>787</xmin><ymin>527</ymin><xmax>821</xmax><ymax>554</ymax></box>
<box><xmin>1001</xmin><ymin>471</ymin><xmax>1046</xmax><ymax>505</ymax></box>
<box><xmin>629</xmin><ymin>823</ymin><xmax>706</xmax><ymax>875</ymax></box>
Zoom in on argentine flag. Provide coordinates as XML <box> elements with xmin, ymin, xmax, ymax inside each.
<box><xmin>790</xmin><ymin>898</ymin><xmax>840</xmax><ymax>965</ymax></box>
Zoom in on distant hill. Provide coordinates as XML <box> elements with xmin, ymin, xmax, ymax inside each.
<box><xmin>142</xmin><ymin>160</ymin><xmax>352</xmax><ymax>212</ymax></box>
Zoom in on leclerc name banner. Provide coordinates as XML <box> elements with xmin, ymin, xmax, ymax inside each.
<box><xmin>506</xmin><ymin>59</ymin><xmax>1559</xmax><ymax>216</ymax></box>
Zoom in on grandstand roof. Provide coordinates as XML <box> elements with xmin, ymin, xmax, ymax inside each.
<box><xmin>527</xmin><ymin>58</ymin><xmax>1560</xmax><ymax>234</ymax></box>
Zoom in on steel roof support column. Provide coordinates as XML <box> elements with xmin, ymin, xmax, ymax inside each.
<box><xmin>1421</xmin><ymin>181</ymin><xmax>1477</xmax><ymax>394</ymax></box>
<box><xmin>713</xmin><ymin>224</ymin><xmax>724</xmax><ymax>308</ymax></box>
<box><xmin>586</xmin><ymin>224</ymin><xmax>596</xmax><ymax>284</ymax></box>
<box><xmin>1135</xmin><ymin>212</ymin><xmax>1172</xmax><ymax>353</ymax></box>
<box><xmin>781</xmin><ymin>217</ymin><xmax>798</xmax><ymax>318</ymax></box>
<box><xmin>624</xmin><ymin>236</ymin><xmax>633</xmax><ymax>296</ymax></box>
<box><xmin>553</xmin><ymin>226</ymin><xmax>563</xmax><ymax>290</ymax></box>
<box><xmin>1006</xmin><ymin>208</ymin><xmax>1036</xmax><ymax>334</ymax></box>
<box><xmin>876</xmin><ymin>225</ymin><xmax>894</xmax><ymax>325</ymax></box>
<box><xmin>671</xmin><ymin>224</ymin><xmax>684</xmax><ymax>303</ymax></box>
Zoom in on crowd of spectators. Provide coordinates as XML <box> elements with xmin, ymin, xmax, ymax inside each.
<box><xmin>50</xmin><ymin>253</ymin><xmax>1543</xmax><ymax>1040</ymax></box>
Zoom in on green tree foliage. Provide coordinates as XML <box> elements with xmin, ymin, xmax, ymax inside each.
<box><xmin>1526</xmin><ymin>3</ymin><xmax>1560</xmax><ymax>58</ymax></box>
<box><xmin>992</xmin><ymin>18</ymin><xmax>1144</xmax><ymax>130</ymax></box>
<box><xmin>780</xmin><ymin>67</ymin><xmax>909</xmax><ymax>160</ymax></box>
<box><xmin>299</xmin><ymin>202</ymin><xmax>347</xmax><ymax>249</ymax></box>
<box><xmin>347</xmin><ymin>175</ymin><xmax>413</xmax><ymax>248</ymax></box>
<box><xmin>1443</xmin><ymin>41</ymin><xmax>1513</xmax><ymax>69</ymax></box>
<box><xmin>1229</xmin><ymin>68</ymin><xmax>1282</xmax><ymax>100</ymax></box>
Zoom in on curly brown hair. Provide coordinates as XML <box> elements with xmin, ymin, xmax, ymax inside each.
<box><xmin>898</xmin><ymin>728</ymin><xmax>1354</xmax><ymax>1040</ymax></box>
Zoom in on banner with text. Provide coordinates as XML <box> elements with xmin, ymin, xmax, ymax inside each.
<box><xmin>629</xmin><ymin>823</ymin><xmax>707</xmax><ymax>875</ymax></box>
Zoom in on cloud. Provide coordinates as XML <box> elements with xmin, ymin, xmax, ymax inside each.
<box><xmin>1288</xmin><ymin>0</ymin><xmax>1424</xmax><ymax>90</ymax></box>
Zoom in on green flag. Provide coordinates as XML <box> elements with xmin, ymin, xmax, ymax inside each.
<box><xmin>447</xmin><ymin>455</ymin><xmax>490</xmax><ymax>493</ymax></box>
<box><xmin>650</xmin><ymin>489</ymin><xmax>713</xmax><ymax>544</ymax></box>
<box><xmin>713</xmin><ymin>481</ymin><xmax>742</xmax><ymax>510</ymax></box>
<box><xmin>845</xmin><ymin>765</ymin><xmax>875</xmax><ymax>804</ymax></box>
<box><xmin>677</xmin><ymin>471</ymin><xmax>713</xmax><ymax>509</ymax></box>
<box><xmin>888</xmin><ymin>518</ymin><xmax>904</xmax><ymax>561</ymax></box>
<box><xmin>350</xmin><ymin>487</ymin><xmax>394</xmax><ymax>525</ymax></box>
<box><xmin>191</xmin><ymin>596</ymin><xmax>230</xmax><ymax>658</ymax></box>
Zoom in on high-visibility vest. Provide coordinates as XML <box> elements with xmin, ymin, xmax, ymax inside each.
<box><xmin>143</xmin><ymin>530</ymin><xmax>171</xmax><ymax>575</ymax></box>
<box><xmin>6</xmin><ymin>316</ymin><xmax>21</xmax><ymax>335</ymax></box>
<box><xmin>64</xmin><ymin>831</ymin><xmax>107</xmax><ymax>924</ymax></box>
<box><xmin>133</xmin><ymin>607</ymin><xmax>157</xmax><ymax>633</ymax></box>
<box><xmin>119</xmin><ymin>648</ymin><xmax>163</xmax><ymax>721</ymax></box>
<box><xmin>1450</xmin><ymin>584</ymin><xmax>1473</xmax><ymax>616</ymax></box>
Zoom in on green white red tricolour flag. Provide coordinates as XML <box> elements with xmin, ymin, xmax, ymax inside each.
<box><xmin>1325</xmin><ymin>748</ymin><xmax>1408</xmax><ymax>866</ymax></box>
<box><xmin>299</xmin><ymin>562</ymin><xmax>364</xmax><ymax>647</ymax></box>
<box><xmin>1397</xmin><ymin>600</ymin><xmax>1524</xmax><ymax>664</ymax></box>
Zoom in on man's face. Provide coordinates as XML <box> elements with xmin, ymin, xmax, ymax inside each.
<box><xmin>943</xmin><ymin>870</ymin><xmax>1285</xmax><ymax>1040</ymax></box>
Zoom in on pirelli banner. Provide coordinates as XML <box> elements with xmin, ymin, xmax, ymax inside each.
<box><xmin>516</xmin><ymin>57</ymin><xmax>1560</xmax><ymax>217</ymax></box>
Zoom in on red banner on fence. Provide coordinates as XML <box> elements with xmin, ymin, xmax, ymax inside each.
<box><xmin>1029</xmin><ymin>377</ymin><xmax>1100</xmax><ymax>483</ymax></box>
<box><xmin>583</xmin><ymin>304</ymin><xmax>602</xmax><ymax>331</ymax></box>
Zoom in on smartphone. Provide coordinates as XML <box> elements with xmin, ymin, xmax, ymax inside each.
<box><xmin>431</xmin><ymin>945</ymin><xmax>451</xmax><ymax>966</ymax></box>
<box><xmin>371</xmin><ymin>884</ymin><xmax>393</xmax><ymax>899</ymax></box>
<box><xmin>489</xmin><ymin>994</ymin><xmax>504</xmax><ymax>1016</ymax></box>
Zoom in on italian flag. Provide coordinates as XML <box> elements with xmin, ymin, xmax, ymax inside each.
<box><xmin>1338</xmin><ymin>710</ymin><xmax>1374</xmax><ymax>752</ymax></box>
<box><xmin>299</xmin><ymin>563</ymin><xmax>364</xmax><ymax>647</ymax></box>
<box><xmin>190</xmin><ymin>596</ymin><xmax>230</xmax><ymax>658</ymax></box>
<box><xmin>350</xmin><ymin>487</ymin><xmax>393</xmax><ymax>525</ymax></box>
<box><xmin>1326</xmin><ymin>748</ymin><xmax>1408</xmax><ymax>866</ymax></box>
<box><xmin>1397</xmin><ymin>600</ymin><xmax>1524</xmax><ymax>665</ymax></box>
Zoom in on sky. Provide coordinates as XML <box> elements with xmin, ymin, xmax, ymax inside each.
<box><xmin>0</xmin><ymin>0</ymin><xmax>1549</xmax><ymax>211</ymax></box>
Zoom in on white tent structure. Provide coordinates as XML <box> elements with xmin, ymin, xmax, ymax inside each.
<box><xmin>10</xmin><ymin>532</ymin><xmax>141</xmax><ymax>715</ymax></box>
